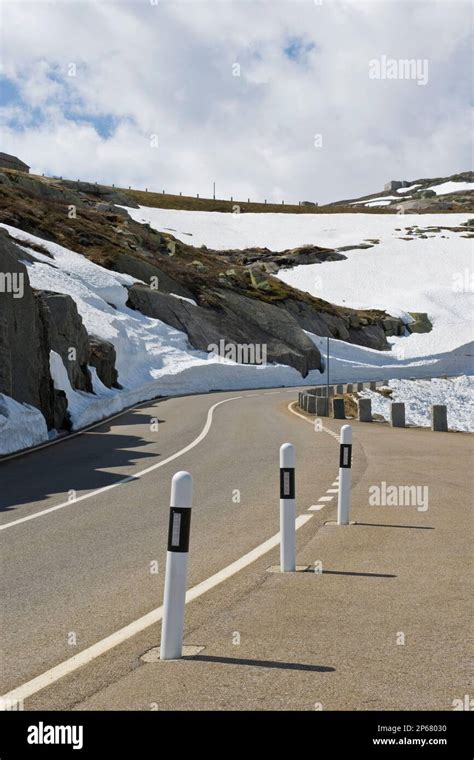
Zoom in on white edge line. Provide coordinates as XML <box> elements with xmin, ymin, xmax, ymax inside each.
<box><xmin>0</xmin><ymin>396</ymin><xmax>243</xmax><ymax>532</ymax></box>
<box><xmin>287</xmin><ymin>401</ymin><xmax>340</xmax><ymax>441</ymax></box>
<box><xmin>0</xmin><ymin>513</ymin><xmax>313</xmax><ymax>705</ymax></box>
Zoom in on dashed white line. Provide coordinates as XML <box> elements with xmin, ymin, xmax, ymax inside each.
<box><xmin>318</xmin><ymin>495</ymin><xmax>334</xmax><ymax>502</ymax></box>
<box><xmin>326</xmin><ymin>488</ymin><xmax>339</xmax><ymax>494</ymax></box>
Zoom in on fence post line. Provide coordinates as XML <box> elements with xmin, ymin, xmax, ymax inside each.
<box><xmin>160</xmin><ymin>471</ymin><xmax>193</xmax><ymax>660</ymax></box>
<box><xmin>337</xmin><ymin>425</ymin><xmax>352</xmax><ymax>525</ymax></box>
<box><xmin>279</xmin><ymin>443</ymin><xmax>296</xmax><ymax>572</ymax></box>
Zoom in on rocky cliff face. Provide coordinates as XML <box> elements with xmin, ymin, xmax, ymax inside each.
<box><xmin>38</xmin><ymin>291</ymin><xmax>93</xmax><ymax>393</ymax></box>
<box><xmin>0</xmin><ymin>231</ymin><xmax>119</xmax><ymax>432</ymax></box>
<box><xmin>0</xmin><ymin>233</ymin><xmax>58</xmax><ymax>428</ymax></box>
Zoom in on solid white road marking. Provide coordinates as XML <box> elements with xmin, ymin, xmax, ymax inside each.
<box><xmin>0</xmin><ymin>396</ymin><xmax>243</xmax><ymax>532</ymax></box>
<box><xmin>0</xmin><ymin>513</ymin><xmax>313</xmax><ymax>705</ymax></box>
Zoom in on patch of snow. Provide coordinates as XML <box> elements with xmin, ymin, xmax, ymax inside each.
<box><xmin>170</xmin><ymin>293</ymin><xmax>197</xmax><ymax>306</ymax></box>
<box><xmin>359</xmin><ymin>376</ymin><xmax>474</xmax><ymax>432</ymax></box>
<box><xmin>350</xmin><ymin>196</ymin><xmax>400</xmax><ymax>205</ymax></box>
<box><xmin>396</xmin><ymin>184</ymin><xmax>421</xmax><ymax>193</ymax></box>
<box><xmin>362</xmin><ymin>199</ymin><xmax>403</xmax><ymax>207</ymax></box>
<box><xmin>424</xmin><ymin>181</ymin><xmax>474</xmax><ymax>196</ymax></box>
<box><xmin>0</xmin><ymin>394</ymin><xmax>49</xmax><ymax>454</ymax></box>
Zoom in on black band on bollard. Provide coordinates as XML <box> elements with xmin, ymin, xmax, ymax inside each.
<box><xmin>339</xmin><ymin>443</ymin><xmax>352</xmax><ymax>469</ymax></box>
<box><xmin>167</xmin><ymin>507</ymin><xmax>192</xmax><ymax>552</ymax></box>
<box><xmin>280</xmin><ymin>467</ymin><xmax>295</xmax><ymax>499</ymax></box>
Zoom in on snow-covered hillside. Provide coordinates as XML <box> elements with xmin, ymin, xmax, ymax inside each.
<box><xmin>1</xmin><ymin>208</ymin><xmax>472</xmax><ymax>453</ymax></box>
<box><xmin>125</xmin><ymin>206</ymin><xmax>469</xmax><ymax>253</ymax></box>
<box><xmin>125</xmin><ymin>206</ymin><xmax>473</xmax><ymax>361</ymax></box>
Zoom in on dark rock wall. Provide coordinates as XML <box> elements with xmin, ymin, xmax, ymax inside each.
<box><xmin>0</xmin><ymin>233</ymin><xmax>119</xmax><ymax>432</ymax></box>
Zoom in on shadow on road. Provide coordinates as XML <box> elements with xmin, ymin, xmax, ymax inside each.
<box><xmin>320</xmin><ymin>569</ymin><xmax>396</xmax><ymax>578</ymax></box>
<box><xmin>355</xmin><ymin>522</ymin><xmax>434</xmax><ymax>530</ymax></box>
<box><xmin>0</xmin><ymin>414</ymin><xmax>166</xmax><ymax>513</ymax></box>
<box><xmin>190</xmin><ymin>654</ymin><xmax>335</xmax><ymax>672</ymax></box>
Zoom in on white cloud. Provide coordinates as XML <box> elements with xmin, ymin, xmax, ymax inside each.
<box><xmin>0</xmin><ymin>0</ymin><xmax>472</xmax><ymax>203</ymax></box>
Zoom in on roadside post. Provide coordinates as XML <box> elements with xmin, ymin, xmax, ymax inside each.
<box><xmin>160</xmin><ymin>471</ymin><xmax>193</xmax><ymax>660</ymax></box>
<box><xmin>337</xmin><ymin>425</ymin><xmax>352</xmax><ymax>525</ymax></box>
<box><xmin>280</xmin><ymin>443</ymin><xmax>296</xmax><ymax>572</ymax></box>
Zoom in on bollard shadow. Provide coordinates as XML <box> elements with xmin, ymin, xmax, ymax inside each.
<box><xmin>320</xmin><ymin>569</ymin><xmax>396</xmax><ymax>578</ymax></box>
<box><xmin>356</xmin><ymin>522</ymin><xmax>434</xmax><ymax>530</ymax></box>
<box><xmin>189</xmin><ymin>654</ymin><xmax>335</xmax><ymax>673</ymax></box>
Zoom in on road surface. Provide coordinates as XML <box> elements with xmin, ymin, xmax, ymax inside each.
<box><xmin>0</xmin><ymin>387</ymin><xmax>471</xmax><ymax>710</ymax></box>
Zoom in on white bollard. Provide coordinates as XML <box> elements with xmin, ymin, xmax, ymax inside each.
<box><xmin>337</xmin><ymin>425</ymin><xmax>352</xmax><ymax>525</ymax></box>
<box><xmin>160</xmin><ymin>471</ymin><xmax>193</xmax><ymax>660</ymax></box>
<box><xmin>280</xmin><ymin>443</ymin><xmax>296</xmax><ymax>572</ymax></box>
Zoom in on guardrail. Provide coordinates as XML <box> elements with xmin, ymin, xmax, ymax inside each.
<box><xmin>296</xmin><ymin>381</ymin><xmax>450</xmax><ymax>431</ymax></box>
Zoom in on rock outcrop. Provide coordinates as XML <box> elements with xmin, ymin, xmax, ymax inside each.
<box><xmin>0</xmin><ymin>232</ymin><xmax>120</xmax><ymax>431</ymax></box>
<box><xmin>107</xmin><ymin>251</ymin><xmax>194</xmax><ymax>301</ymax></box>
<box><xmin>37</xmin><ymin>291</ymin><xmax>93</xmax><ymax>393</ymax></box>
<box><xmin>280</xmin><ymin>297</ymin><xmax>397</xmax><ymax>349</ymax></box>
<box><xmin>0</xmin><ymin>232</ymin><xmax>57</xmax><ymax>428</ymax></box>
<box><xmin>127</xmin><ymin>284</ymin><xmax>322</xmax><ymax>377</ymax></box>
<box><xmin>407</xmin><ymin>312</ymin><xmax>432</xmax><ymax>334</ymax></box>
<box><xmin>89</xmin><ymin>337</ymin><xmax>120</xmax><ymax>388</ymax></box>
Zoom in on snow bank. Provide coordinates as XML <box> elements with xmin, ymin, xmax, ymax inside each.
<box><xmin>0</xmin><ymin>394</ymin><xmax>49</xmax><ymax>455</ymax></box>
<box><xmin>425</xmin><ymin>181</ymin><xmax>474</xmax><ymax>196</ymax></box>
<box><xmin>397</xmin><ymin>184</ymin><xmax>421</xmax><ymax>194</ymax></box>
<box><xmin>361</xmin><ymin>199</ymin><xmax>399</xmax><ymax>207</ymax></box>
<box><xmin>350</xmin><ymin>196</ymin><xmax>403</xmax><ymax>207</ymax></box>
<box><xmin>359</xmin><ymin>376</ymin><xmax>474</xmax><ymax>432</ymax></box>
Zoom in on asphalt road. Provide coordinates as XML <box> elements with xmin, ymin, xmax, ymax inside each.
<box><xmin>0</xmin><ymin>387</ymin><xmax>470</xmax><ymax>710</ymax></box>
<box><xmin>0</xmin><ymin>388</ymin><xmax>338</xmax><ymax>696</ymax></box>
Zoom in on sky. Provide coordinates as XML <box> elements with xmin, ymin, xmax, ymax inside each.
<box><xmin>0</xmin><ymin>0</ymin><xmax>472</xmax><ymax>204</ymax></box>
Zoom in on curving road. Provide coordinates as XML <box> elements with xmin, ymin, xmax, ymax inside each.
<box><xmin>0</xmin><ymin>387</ymin><xmax>470</xmax><ymax>710</ymax></box>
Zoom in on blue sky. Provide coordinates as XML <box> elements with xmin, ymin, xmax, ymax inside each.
<box><xmin>0</xmin><ymin>0</ymin><xmax>472</xmax><ymax>203</ymax></box>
